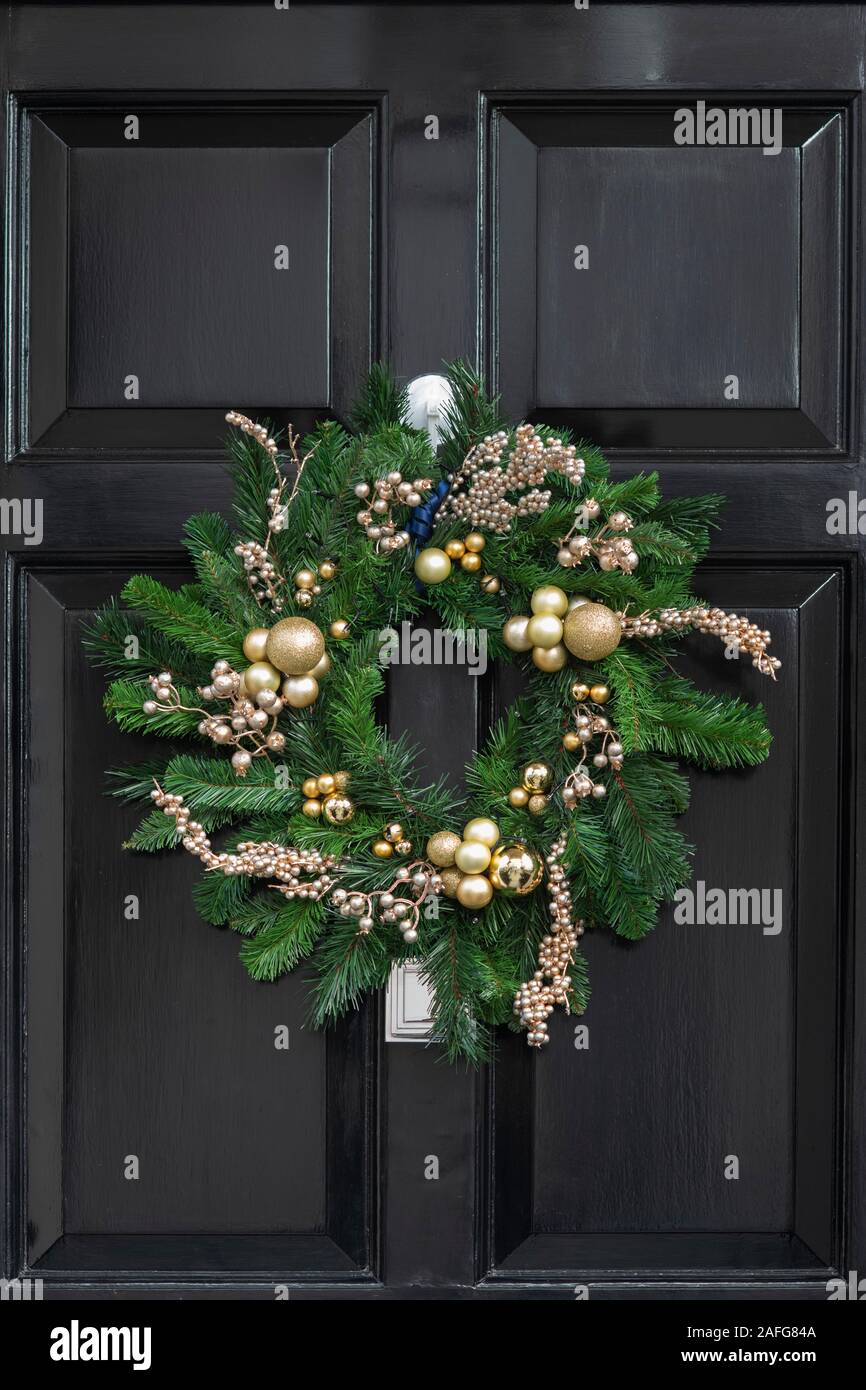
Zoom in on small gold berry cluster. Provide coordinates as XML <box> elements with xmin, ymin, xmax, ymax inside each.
<box><xmin>514</xmin><ymin>835</ymin><xmax>584</xmax><ymax>1048</ymax></box>
<box><xmin>330</xmin><ymin>861</ymin><xmax>442</xmax><ymax>945</ymax></box>
<box><xmin>354</xmin><ymin>470</ymin><xmax>435</xmax><ymax>553</ymax></box>
<box><xmin>507</xmin><ymin>760</ymin><xmax>554</xmax><ymax>816</ymax></box>
<box><xmin>622</xmin><ymin>605</ymin><xmax>781</xmax><ymax>677</ymax></box>
<box><xmin>442</xmin><ymin>425</ymin><xmax>585</xmax><ymax>534</ymax></box>
<box><xmin>371</xmin><ymin>821</ymin><xmax>414</xmax><ymax>859</ymax></box>
<box><xmin>556</xmin><ymin>504</ymin><xmax>639</xmax><ymax>574</ymax></box>
<box><xmin>292</xmin><ymin>559</ymin><xmax>336</xmax><ymax>610</ymax></box>
<box><xmin>142</xmin><ymin>662</ymin><xmax>286</xmax><ymax>776</ymax></box>
<box><xmin>561</xmin><ymin>681</ymin><xmax>622</xmax><ymax>806</ymax></box>
<box><xmin>225</xmin><ymin>410</ymin><xmax>278</xmax><ymax>460</ymax></box>
<box><xmin>444</xmin><ymin>532</ymin><xmax>500</xmax><ymax>593</ymax></box>
<box><xmin>301</xmin><ymin>771</ymin><xmax>354</xmax><ymax>824</ymax></box>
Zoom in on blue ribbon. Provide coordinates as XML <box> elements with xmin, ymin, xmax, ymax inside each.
<box><xmin>407</xmin><ymin>479</ymin><xmax>451</xmax><ymax>593</ymax></box>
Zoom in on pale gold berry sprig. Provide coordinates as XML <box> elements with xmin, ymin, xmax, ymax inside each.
<box><xmin>441</xmin><ymin>424</ymin><xmax>585</xmax><ymax>534</ymax></box>
<box><xmin>353</xmin><ymin>470</ymin><xmax>435</xmax><ymax>553</ymax></box>
<box><xmin>142</xmin><ymin>661</ymin><xmax>286</xmax><ymax>777</ymax></box>
<box><xmin>150</xmin><ymin>784</ymin><xmax>340</xmax><ymax>897</ymax></box>
<box><xmin>560</xmin><ymin>682</ymin><xmax>623</xmax><ymax>807</ymax></box>
<box><xmin>622</xmin><ymin>605</ymin><xmax>781</xmax><ymax>678</ymax></box>
<box><xmin>556</xmin><ymin>503</ymin><xmax>639</xmax><ymax>574</ymax></box>
<box><xmin>514</xmin><ymin>835</ymin><xmax>584</xmax><ymax>1048</ymax></box>
<box><xmin>330</xmin><ymin>861</ymin><xmax>443</xmax><ymax>945</ymax></box>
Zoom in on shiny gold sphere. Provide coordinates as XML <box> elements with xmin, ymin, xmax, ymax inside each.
<box><xmin>302</xmin><ymin>777</ymin><xmax>320</xmax><ymax>798</ymax></box>
<box><xmin>571</xmin><ymin>681</ymin><xmax>591</xmax><ymax>701</ymax></box>
<box><xmin>531</xmin><ymin>584</ymin><xmax>569</xmax><ymax>617</ymax></box>
<box><xmin>439</xmin><ymin>867</ymin><xmax>463</xmax><ymax>898</ymax></box>
<box><xmin>522</xmin><ymin>761</ymin><xmax>553</xmax><ymax>793</ymax></box>
<box><xmin>502</xmin><ymin>614</ymin><xmax>533</xmax><ymax>652</ymax></box>
<box><xmin>295</xmin><ymin>568</ymin><xmax>317</xmax><ymax>591</ymax></box>
<box><xmin>281</xmin><ymin>674</ymin><xmax>320</xmax><ymax>708</ymax></box>
<box><xmin>455</xmin><ymin>839</ymin><xmax>492</xmax><ymax>874</ymax></box>
<box><xmin>333</xmin><ymin>770</ymin><xmax>350</xmax><ymax>791</ymax></box>
<box><xmin>590</xmin><ymin>683</ymin><xmax>610</xmax><ymax>704</ymax></box>
<box><xmin>318</xmin><ymin>560</ymin><xmax>337</xmax><ymax>581</ymax></box>
<box><xmin>460</xmin><ymin>552</ymin><xmax>482</xmax><ymax>573</ymax></box>
<box><xmin>531</xmin><ymin>643</ymin><xmax>568</xmax><ymax>672</ymax></box>
<box><xmin>480</xmin><ymin>574</ymin><xmax>500</xmax><ymax>594</ymax></box>
<box><xmin>330</xmin><ymin>619</ymin><xmax>350</xmax><ymax>640</ymax></box>
<box><xmin>464</xmin><ymin>532</ymin><xmax>486</xmax><ymax>553</ymax></box>
<box><xmin>244</xmin><ymin>660</ymin><xmax>282</xmax><ymax>696</ymax></box>
<box><xmin>383</xmin><ymin>822</ymin><xmax>404</xmax><ymax>844</ymax></box>
<box><xmin>266</xmin><ymin>617</ymin><xmax>326</xmax><ymax>675</ymax></box>
<box><xmin>317</xmin><ymin>773</ymin><xmax>336</xmax><ymax>795</ymax></box>
<box><xmin>508</xmin><ymin>786</ymin><xmax>530</xmax><ymax>808</ymax></box>
<box><xmin>462</xmin><ymin>816</ymin><xmax>500</xmax><ymax>848</ymax></box>
<box><xmin>568</xmin><ymin>595</ymin><xmax>590</xmax><ymax>611</ymax></box>
<box><xmin>444</xmin><ymin>539</ymin><xmax>466</xmax><ymax>559</ymax></box>
<box><xmin>426</xmin><ymin>829</ymin><xmax>462</xmax><ymax>867</ymax></box>
<box><xmin>528</xmin><ymin>793</ymin><xmax>549</xmax><ymax>816</ymax></box>
<box><xmin>372</xmin><ymin>839</ymin><xmax>394</xmax><ymax>859</ymax></box>
<box><xmin>242</xmin><ymin>627</ymin><xmax>271</xmax><ymax>662</ymax></box>
<box><xmin>488</xmin><ymin>842</ymin><xmax>543</xmax><ymax>896</ymax></box>
<box><xmin>456</xmin><ymin>874</ymin><xmax>493</xmax><ymax>909</ymax></box>
<box><xmin>305</xmin><ymin>651</ymin><xmax>331</xmax><ymax>681</ymax></box>
<box><xmin>302</xmin><ymin>798</ymin><xmax>322</xmax><ymax>819</ymax></box>
<box><xmin>414</xmin><ymin>547</ymin><xmax>452</xmax><ymax>585</ymax></box>
<box><xmin>322</xmin><ymin>794</ymin><xmax>354</xmax><ymax>825</ymax></box>
<box><xmin>526</xmin><ymin>613</ymin><xmax>564</xmax><ymax>649</ymax></box>
<box><xmin>563</xmin><ymin>731</ymin><xmax>581</xmax><ymax>751</ymax></box>
<box><xmin>562</xmin><ymin>601</ymin><xmax>622</xmax><ymax>661</ymax></box>
<box><xmin>394</xmin><ymin>839</ymin><xmax>413</xmax><ymax>856</ymax></box>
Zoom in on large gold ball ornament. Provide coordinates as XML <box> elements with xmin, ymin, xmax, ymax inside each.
<box><xmin>562</xmin><ymin>601</ymin><xmax>622</xmax><ymax>661</ymax></box>
<box><xmin>330</xmin><ymin>620</ymin><xmax>350</xmax><ymax>640</ymax></box>
<box><xmin>305</xmin><ymin>651</ymin><xmax>331</xmax><ymax>681</ymax></box>
<box><xmin>526</xmin><ymin>613</ymin><xmax>564</xmax><ymax>649</ymax></box>
<box><xmin>462</xmin><ymin>817</ymin><xmax>500</xmax><ymax>848</ymax></box>
<box><xmin>456</xmin><ymin>874</ymin><xmax>494</xmax><ymax>909</ymax></box>
<box><xmin>266</xmin><ymin>616</ymin><xmax>326</xmax><ymax>675</ymax></box>
<box><xmin>531</xmin><ymin>643</ymin><xmax>568</xmax><ymax>672</ymax></box>
<box><xmin>439</xmin><ymin>867</ymin><xmax>463</xmax><ymax>898</ymax></box>
<box><xmin>508</xmin><ymin>786</ymin><xmax>530</xmax><ymax>808</ymax></box>
<box><xmin>455</xmin><ymin>839</ymin><xmax>492</xmax><ymax>874</ymax></box>
<box><xmin>414</xmin><ymin>547</ymin><xmax>452</xmax><ymax>585</ymax></box>
<box><xmin>243</xmin><ymin>661</ymin><xmax>282</xmax><ymax>696</ymax></box>
<box><xmin>531</xmin><ymin>585</ymin><xmax>569</xmax><ymax>617</ymax></box>
<box><xmin>426</xmin><ymin>829</ymin><xmax>462</xmax><ymax>867</ymax></box>
<box><xmin>282</xmin><ymin>675</ymin><xmax>320</xmax><ymax>708</ymax></box>
<box><xmin>522</xmin><ymin>761</ymin><xmax>553</xmax><ymax>793</ymax></box>
<box><xmin>488</xmin><ymin>843</ymin><xmax>543</xmax><ymax>896</ymax></box>
<box><xmin>502</xmin><ymin>615</ymin><xmax>533</xmax><ymax>652</ymax></box>
<box><xmin>242</xmin><ymin>627</ymin><xmax>271</xmax><ymax>662</ymax></box>
<box><xmin>322</xmin><ymin>794</ymin><xmax>354</xmax><ymax>825</ymax></box>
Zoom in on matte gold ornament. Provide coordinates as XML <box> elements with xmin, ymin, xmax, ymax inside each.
<box><xmin>414</xmin><ymin>547</ymin><xmax>452</xmax><ymax>585</ymax></box>
<box><xmin>244</xmin><ymin>661</ymin><xmax>282</xmax><ymax>696</ymax></box>
<box><xmin>531</xmin><ymin>585</ymin><xmax>569</xmax><ymax>617</ymax></box>
<box><xmin>562</xmin><ymin>601</ymin><xmax>622</xmax><ymax>660</ymax></box>
<box><xmin>464</xmin><ymin>532</ymin><xmax>486</xmax><ymax>553</ymax></box>
<box><xmin>462</xmin><ymin>816</ymin><xmax>500</xmax><ymax>848</ymax></box>
<box><xmin>563</xmin><ymin>731</ymin><xmax>581</xmax><ymax>751</ymax></box>
<box><xmin>508</xmin><ymin>786</ymin><xmax>530</xmax><ymax>808</ymax></box>
<box><xmin>302</xmin><ymin>777</ymin><xmax>320</xmax><ymax>798</ymax></box>
<box><xmin>330</xmin><ymin>619</ymin><xmax>350</xmax><ymax>640</ymax></box>
<box><xmin>282</xmin><ymin>675</ymin><xmax>320</xmax><ymax>708</ymax></box>
<box><xmin>480</xmin><ymin>575</ymin><xmax>500</xmax><ymax>594</ymax></box>
<box><xmin>568</xmin><ymin>595</ymin><xmax>590</xmax><ymax>611</ymax></box>
<box><xmin>322</xmin><ymin>793</ymin><xmax>354</xmax><ymax>824</ymax></box>
<box><xmin>488</xmin><ymin>842</ymin><xmax>543</xmax><ymax>896</ymax></box>
<box><xmin>522</xmin><ymin>761</ymin><xmax>553</xmax><ymax>793</ymax></box>
<box><xmin>305</xmin><ymin>651</ymin><xmax>331</xmax><ymax>681</ymax></box>
<box><xmin>439</xmin><ymin>867</ymin><xmax>463</xmax><ymax>898</ymax></box>
<box><xmin>266</xmin><ymin>616</ymin><xmax>326</xmax><ymax>675</ymax></box>
<box><xmin>460</xmin><ymin>552</ymin><xmax>482</xmax><ymax>573</ymax></box>
<box><xmin>294</xmin><ymin>569</ymin><xmax>317</xmax><ymax>591</ymax></box>
<box><xmin>242</xmin><ymin>627</ymin><xmax>271</xmax><ymax>662</ymax></box>
<box><xmin>302</xmin><ymin>798</ymin><xmax>322</xmax><ymax>819</ymax></box>
<box><xmin>445</xmin><ymin>539</ymin><xmax>466</xmax><ymax>559</ymax></box>
<box><xmin>384</xmin><ymin>822</ymin><xmax>404</xmax><ymax>844</ymax></box>
<box><xmin>503</xmin><ymin>614</ymin><xmax>533</xmax><ymax>652</ymax></box>
<box><xmin>531</xmin><ymin>643</ymin><xmax>567</xmax><ymax>672</ymax></box>
<box><xmin>372</xmin><ymin>839</ymin><xmax>394</xmax><ymax>858</ymax></box>
<box><xmin>318</xmin><ymin>560</ymin><xmax>337</xmax><ymax>581</ymax></box>
<box><xmin>526</xmin><ymin>613</ymin><xmax>563</xmax><ymax>648</ymax></box>
<box><xmin>590</xmin><ymin>683</ymin><xmax>610</xmax><ymax>704</ymax></box>
<box><xmin>426</xmin><ymin>829</ymin><xmax>462</xmax><ymax>867</ymax></box>
<box><xmin>317</xmin><ymin>774</ymin><xmax>336</xmax><ymax>795</ymax></box>
<box><xmin>456</xmin><ymin>874</ymin><xmax>493</xmax><ymax>909</ymax></box>
<box><xmin>528</xmin><ymin>793</ymin><xmax>548</xmax><ymax>816</ymax></box>
<box><xmin>455</xmin><ymin>839</ymin><xmax>492</xmax><ymax>874</ymax></box>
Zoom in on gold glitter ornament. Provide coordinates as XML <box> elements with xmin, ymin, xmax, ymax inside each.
<box><xmin>562</xmin><ymin>601</ymin><xmax>622</xmax><ymax>661</ymax></box>
<box><xmin>439</xmin><ymin>867</ymin><xmax>463</xmax><ymax>898</ymax></box>
<box><xmin>266</xmin><ymin>617</ymin><xmax>326</xmax><ymax>675</ymax></box>
<box><xmin>322</xmin><ymin>794</ymin><xmax>354</xmax><ymax>824</ymax></box>
<box><xmin>527</xmin><ymin>793</ymin><xmax>548</xmax><ymax>816</ymax></box>
<box><xmin>488</xmin><ymin>842</ymin><xmax>543</xmax><ymax>896</ymax></box>
<box><xmin>426</xmin><ymin>830</ymin><xmax>462</xmax><ymax>867</ymax></box>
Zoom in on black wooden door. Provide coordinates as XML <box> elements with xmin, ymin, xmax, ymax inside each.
<box><xmin>2</xmin><ymin>2</ymin><xmax>864</xmax><ymax>1301</ymax></box>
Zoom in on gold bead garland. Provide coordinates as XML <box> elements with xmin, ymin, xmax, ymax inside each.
<box><xmin>441</xmin><ymin>425</ymin><xmax>585</xmax><ymax>534</ymax></box>
<box><xmin>142</xmin><ymin>662</ymin><xmax>287</xmax><ymax>776</ymax></box>
<box><xmin>621</xmin><ymin>605</ymin><xmax>781</xmax><ymax>677</ymax></box>
<box><xmin>513</xmin><ymin>835</ymin><xmax>585</xmax><ymax>1048</ymax></box>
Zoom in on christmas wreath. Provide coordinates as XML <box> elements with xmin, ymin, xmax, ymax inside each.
<box><xmin>85</xmin><ymin>363</ymin><xmax>778</xmax><ymax>1062</ymax></box>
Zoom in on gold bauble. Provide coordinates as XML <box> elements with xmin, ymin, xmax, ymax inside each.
<box><xmin>302</xmin><ymin>777</ymin><xmax>320</xmax><ymax>798</ymax></box>
<box><xmin>305</xmin><ymin>651</ymin><xmax>331</xmax><ymax>681</ymax></box>
<box><xmin>330</xmin><ymin>619</ymin><xmax>350</xmax><ymax>640</ymax></box>
<box><xmin>426</xmin><ymin>829</ymin><xmax>462</xmax><ymax>867</ymax></box>
<box><xmin>414</xmin><ymin>547</ymin><xmax>452</xmax><ymax>585</ymax></box>
<box><xmin>444</xmin><ymin>539</ymin><xmax>466</xmax><ymax>559</ymax></box>
<box><xmin>456</xmin><ymin>874</ymin><xmax>493</xmax><ymax>909</ymax></box>
<box><xmin>568</xmin><ymin>595</ymin><xmax>590</xmax><ymax>611</ymax></box>
<box><xmin>322</xmin><ymin>794</ymin><xmax>354</xmax><ymax>825</ymax></box>
<box><xmin>318</xmin><ymin>560</ymin><xmax>337</xmax><ymax>581</ymax></box>
<box><xmin>480</xmin><ymin>575</ymin><xmax>500</xmax><ymax>594</ymax></box>
<box><xmin>333</xmin><ymin>770</ymin><xmax>350</xmax><ymax>791</ymax></box>
<box><xmin>455</xmin><ymin>839</ymin><xmax>492</xmax><ymax>874</ymax></box>
<box><xmin>462</xmin><ymin>816</ymin><xmax>500</xmax><ymax>848</ymax></box>
<box><xmin>395</xmin><ymin>839</ymin><xmax>413</xmax><ymax>856</ymax></box>
<box><xmin>531</xmin><ymin>643</ymin><xmax>568</xmax><ymax>672</ymax></box>
<box><xmin>282</xmin><ymin>675</ymin><xmax>320</xmax><ymax>708</ymax></box>
<box><xmin>317</xmin><ymin>774</ymin><xmax>336</xmax><ymax>795</ymax></box>
<box><xmin>302</xmin><ymin>798</ymin><xmax>322</xmax><ymax>819</ymax></box>
<box><xmin>590</xmin><ymin>683</ymin><xmax>610</xmax><ymax>704</ymax></box>
<box><xmin>526</xmin><ymin>613</ymin><xmax>563</xmax><ymax>649</ymax></box>
<box><xmin>527</xmin><ymin>794</ymin><xmax>548</xmax><ymax>816</ymax></box>
<box><xmin>502</xmin><ymin>614</ymin><xmax>533</xmax><ymax>652</ymax></box>
<box><xmin>439</xmin><ymin>867</ymin><xmax>463</xmax><ymax>898</ymax></box>
<box><xmin>464</xmin><ymin>532</ymin><xmax>486</xmax><ymax>553</ymax></box>
<box><xmin>522</xmin><ymin>761</ymin><xmax>553</xmax><ymax>793</ymax></box>
<box><xmin>508</xmin><ymin>786</ymin><xmax>530</xmax><ymax>808</ymax></box>
<box><xmin>384</xmin><ymin>822</ymin><xmax>404</xmax><ymax>844</ymax></box>
<box><xmin>562</xmin><ymin>601</ymin><xmax>622</xmax><ymax>660</ymax></box>
<box><xmin>242</xmin><ymin>627</ymin><xmax>271</xmax><ymax>662</ymax></box>
<box><xmin>571</xmin><ymin>681</ymin><xmax>591</xmax><ymax>701</ymax></box>
<box><xmin>531</xmin><ymin>585</ymin><xmax>568</xmax><ymax>617</ymax></box>
<box><xmin>460</xmin><ymin>552</ymin><xmax>482</xmax><ymax>573</ymax></box>
<box><xmin>488</xmin><ymin>842</ymin><xmax>544</xmax><ymax>896</ymax></box>
<box><xmin>244</xmin><ymin>660</ymin><xmax>282</xmax><ymax>696</ymax></box>
<box><xmin>563</xmin><ymin>731</ymin><xmax>581</xmax><ymax>751</ymax></box>
<box><xmin>372</xmin><ymin>839</ymin><xmax>393</xmax><ymax>859</ymax></box>
<box><xmin>295</xmin><ymin>568</ymin><xmax>316</xmax><ymax>591</ymax></box>
<box><xmin>266</xmin><ymin>617</ymin><xmax>326</xmax><ymax>675</ymax></box>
